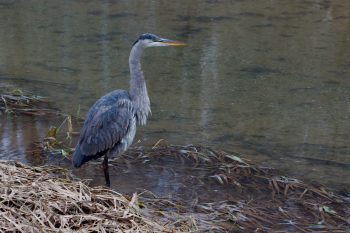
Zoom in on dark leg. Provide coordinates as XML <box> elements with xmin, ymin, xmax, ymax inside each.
<box><xmin>102</xmin><ymin>154</ymin><xmax>111</xmax><ymax>187</ymax></box>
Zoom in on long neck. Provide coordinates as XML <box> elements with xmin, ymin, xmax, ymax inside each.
<box><xmin>129</xmin><ymin>43</ymin><xmax>151</xmax><ymax>125</ymax></box>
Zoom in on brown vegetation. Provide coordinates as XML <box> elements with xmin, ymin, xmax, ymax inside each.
<box><xmin>1</xmin><ymin>145</ymin><xmax>349</xmax><ymax>232</ymax></box>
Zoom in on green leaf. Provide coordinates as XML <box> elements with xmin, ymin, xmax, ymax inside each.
<box><xmin>225</xmin><ymin>154</ymin><xmax>246</xmax><ymax>164</ymax></box>
<box><xmin>11</xmin><ymin>88</ymin><xmax>23</xmax><ymax>96</ymax></box>
<box><xmin>319</xmin><ymin>205</ymin><xmax>336</xmax><ymax>214</ymax></box>
<box><xmin>61</xmin><ymin>149</ymin><xmax>70</xmax><ymax>158</ymax></box>
<box><xmin>47</xmin><ymin>126</ymin><xmax>58</xmax><ymax>138</ymax></box>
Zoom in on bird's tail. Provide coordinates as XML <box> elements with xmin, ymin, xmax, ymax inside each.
<box><xmin>72</xmin><ymin>145</ymin><xmax>85</xmax><ymax>168</ymax></box>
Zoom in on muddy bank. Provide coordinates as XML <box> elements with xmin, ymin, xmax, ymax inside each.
<box><xmin>0</xmin><ymin>160</ymin><xmax>191</xmax><ymax>232</ymax></box>
<box><xmin>1</xmin><ymin>145</ymin><xmax>349</xmax><ymax>232</ymax></box>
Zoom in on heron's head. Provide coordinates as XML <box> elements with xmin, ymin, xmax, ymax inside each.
<box><xmin>133</xmin><ymin>33</ymin><xmax>186</xmax><ymax>48</ymax></box>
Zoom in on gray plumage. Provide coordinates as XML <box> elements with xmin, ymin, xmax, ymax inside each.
<box><xmin>72</xmin><ymin>90</ymin><xmax>136</xmax><ymax>167</ymax></box>
<box><xmin>72</xmin><ymin>33</ymin><xmax>185</xmax><ymax>186</ymax></box>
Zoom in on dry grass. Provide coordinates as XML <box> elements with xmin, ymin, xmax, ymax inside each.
<box><xmin>0</xmin><ymin>161</ymin><xmax>193</xmax><ymax>233</ymax></box>
<box><xmin>0</xmin><ymin>89</ymin><xmax>61</xmax><ymax>116</ymax></box>
<box><xmin>2</xmin><ymin>145</ymin><xmax>349</xmax><ymax>232</ymax></box>
<box><xmin>117</xmin><ymin>145</ymin><xmax>350</xmax><ymax>232</ymax></box>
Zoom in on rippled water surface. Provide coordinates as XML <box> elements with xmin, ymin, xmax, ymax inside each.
<box><xmin>1</xmin><ymin>0</ymin><xmax>350</xmax><ymax>191</ymax></box>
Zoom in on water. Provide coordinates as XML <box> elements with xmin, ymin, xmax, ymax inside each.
<box><xmin>0</xmin><ymin>0</ymin><xmax>350</xmax><ymax>193</ymax></box>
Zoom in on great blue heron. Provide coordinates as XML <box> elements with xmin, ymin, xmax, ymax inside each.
<box><xmin>72</xmin><ymin>33</ymin><xmax>185</xmax><ymax>186</ymax></box>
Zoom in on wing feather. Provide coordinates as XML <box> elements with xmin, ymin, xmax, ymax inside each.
<box><xmin>78</xmin><ymin>91</ymin><xmax>135</xmax><ymax>158</ymax></box>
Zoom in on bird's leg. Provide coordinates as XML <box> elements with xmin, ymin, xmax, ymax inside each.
<box><xmin>102</xmin><ymin>153</ymin><xmax>111</xmax><ymax>187</ymax></box>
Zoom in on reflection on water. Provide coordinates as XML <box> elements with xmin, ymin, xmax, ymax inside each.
<box><xmin>73</xmin><ymin>155</ymin><xmax>230</xmax><ymax>202</ymax></box>
<box><xmin>0</xmin><ymin>0</ymin><xmax>350</xmax><ymax>191</ymax></box>
<box><xmin>0</xmin><ymin>115</ymin><xmax>49</xmax><ymax>164</ymax></box>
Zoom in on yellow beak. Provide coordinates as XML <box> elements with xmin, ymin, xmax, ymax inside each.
<box><xmin>159</xmin><ymin>39</ymin><xmax>186</xmax><ymax>46</ymax></box>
